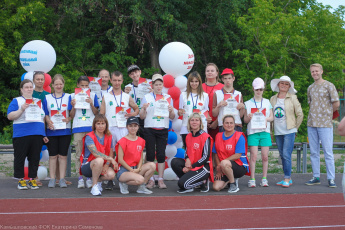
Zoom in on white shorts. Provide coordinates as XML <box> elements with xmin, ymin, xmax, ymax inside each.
<box><xmin>109</xmin><ymin>126</ymin><xmax>128</xmax><ymax>148</ymax></box>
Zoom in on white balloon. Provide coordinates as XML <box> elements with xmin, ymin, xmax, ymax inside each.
<box><xmin>23</xmin><ymin>71</ymin><xmax>34</xmax><ymax>81</ymax></box>
<box><xmin>175</xmin><ymin>75</ymin><xmax>188</xmax><ymax>90</ymax></box>
<box><xmin>40</xmin><ymin>150</ymin><xmax>49</xmax><ymax>162</ymax></box>
<box><xmin>159</xmin><ymin>42</ymin><xmax>194</xmax><ymax>77</ymax></box>
<box><xmin>173</xmin><ymin>108</ymin><xmax>179</xmax><ymax>121</ymax></box>
<box><xmin>162</xmin><ymin>87</ymin><xmax>169</xmax><ymax>94</ymax></box>
<box><xmin>174</xmin><ymin>141</ymin><xmax>183</xmax><ymax>149</ymax></box>
<box><xmin>181</xmin><ymin>87</ymin><xmax>186</xmax><ymax>92</ymax></box>
<box><xmin>166</xmin><ymin>157</ymin><xmax>175</xmax><ymax>168</ymax></box>
<box><xmin>165</xmin><ymin>145</ymin><xmax>177</xmax><ymax>158</ymax></box>
<box><xmin>24</xmin><ymin>157</ymin><xmax>29</xmax><ymax>167</ymax></box>
<box><xmin>37</xmin><ymin>166</ymin><xmax>48</xmax><ymax>180</ymax></box>
<box><xmin>163</xmin><ymin>168</ymin><xmax>177</xmax><ymax>180</ymax></box>
<box><xmin>177</xmin><ymin>135</ymin><xmax>183</xmax><ymax>143</ymax></box>
<box><xmin>19</xmin><ymin>40</ymin><xmax>56</xmax><ymax>72</ymax></box>
<box><xmin>172</xmin><ymin>119</ymin><xmax>182</xmax><ymax>132</ymax></box>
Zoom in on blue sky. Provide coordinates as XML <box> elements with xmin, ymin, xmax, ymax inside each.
<box><xmin>317</xmin><ymin>0</ymin><xmax>344</xmax><ymax>11</ymax></box>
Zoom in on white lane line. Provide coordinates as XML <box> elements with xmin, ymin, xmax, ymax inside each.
<box><xmin>222</xmin><ymin>225</ymin><xmax>345</xmax><ymax>229</ymax></box>
<box><xmin>0</xmin><ymin>204</ymin><xmax>344</xmax><ymax>215</ymax></box>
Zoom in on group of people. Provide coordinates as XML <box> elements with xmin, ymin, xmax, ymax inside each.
<box><xmin>7</xmin><ymin>62</ymin><xmax>340</xmax><ymax>196</ymax></box>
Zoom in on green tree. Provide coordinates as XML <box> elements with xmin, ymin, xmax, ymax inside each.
<box><xmin>233</xmin><ymin>0</ymin><xmax>345</xmax><ymax>139</ymax></box>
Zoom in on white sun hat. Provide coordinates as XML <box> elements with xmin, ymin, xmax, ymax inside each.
<box><xmin>270</xmin><ymin>76</ymin><xmax>297</xmax><ymax>94</ymax></box>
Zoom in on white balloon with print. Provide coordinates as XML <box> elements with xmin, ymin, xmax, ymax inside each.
<box><xmin>19</xmin><ymin>40</ymin><xmax>56</xmax><ymax>73</ymax></box>
<box><xmin>159</xmin><ymin>42</ymin><xmax>194</xmax><ymax>77</ymax></box>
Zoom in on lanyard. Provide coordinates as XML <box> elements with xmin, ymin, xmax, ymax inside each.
<box><xmin>113</xmin><ymin>90</ymin><xmax>122</xmax><ymax>107</ymax></box>
<box><xmin>253</xmin><ymin>97</ymin><xmax>263</xmax><ymax>109</ymax></box>
<box><xmin>190</xmin><ymin>93</ymin><xmax>198</xmax><ymax>109</ymax></box>
<box><xmin>132</xmin><ymin>83</ymin><xmax>138</xmax><ymax>103</ymax></box>
<box><xmin>100</xmin><ymin>86</ymin><xmax>111</xmax><ymax>99</ymax></box>
<box><xmin>152</xmin><ymin>92</ymin><xmax>156</xmax><ymax>100</ymax></box>
<box><xmin>54</xmin><ymin>93</ymin><xmax>65</xmax><ymax>111</ymax></box>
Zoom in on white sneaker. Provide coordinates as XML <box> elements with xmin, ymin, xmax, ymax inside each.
<box><xmin>77</xmin><ymin>179</ymin><xmax>85</xmax><ymax>189</ymax></box>
<box><xmin>90</xmin><ymin>184</ymin><xmax>101</xmax><ymax>196</ymax></box>
<box><xmin>260</xmin><ymin>179</ymin><xmax>269</xmax><ymax>187</ymax></box>
<box><xmin>97</xmin><ymin>182</ymin><xmax>103</xmax><ymax>192</ymax></box>
<box><xmin>86</xmin><ymin>178</ymin><xmax>93</xmax><ymax>188</ymax></box>
<box><xmin>119</xmin><ymin>182</ymin><xmax>129</xmax><ymax>194</ymax></box>
<box><xmin>248</xmin><ymin>179</ymin><xmax>256</xmax><ymax>188</ymax></box>
<box><xmin>137</xmin><ymin>184</ymin><xmax>153</xmax><ymax>194</ymax></box>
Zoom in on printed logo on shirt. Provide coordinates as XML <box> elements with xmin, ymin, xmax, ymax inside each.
<box><xmin>62</xmin><ymin>104</ymin><xmax>67</xmax><ymax>107</ymax></box>
<box><xmin>198</xmin><ymin>102</ymin><xmax>203</xmax><ymax>106</ymax></box>
<box><xmin>226</xmin><ymin>145</ymin><xmax>233</xmax><ymax>150</ymax></box>
<box><xmin>274</xmin><ymin>107</ymin><xmax>285</xmax><ymax>119</ymax></box>
<box><xmin>193</xmin><ymin>143</ymin><xmax>199</xmax><ymax>149</ymax></box>
<box><xmin>187</xmin><ymin>101</ymin><xmax>191</xmax><ymax>105</ymax></box>
<box><xmin>137</xmin><ymin>145</ymin><xmax>142</xmax><ymax>151</ymax></box>
<box><xmin>110</xmin><ymin>101</ymin><xmax>113</xmax><ymax>106</ymax></box>
<box><xmin>51</xmin><ymin>104</ymin><xmax>54</xmax><ymax>108</ymax></box>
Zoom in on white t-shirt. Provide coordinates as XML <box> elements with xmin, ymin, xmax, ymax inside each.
<box><xmin>273</xmin><ymin>98</ymin><xmax>297</xmax><ymax>135</ymax></box>
<box><xmin>245</xmin><ymin>98</ymin><xmax>272</xmax><ymax>135</ymax></box>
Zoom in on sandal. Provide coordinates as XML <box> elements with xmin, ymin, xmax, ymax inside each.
<box><xmin>146</xmin><ymin>179</ymin><xmax>155</xmax><ymax>189</ymax></box>
<box><xmin>158</xmin><ymin>179</ymin><xmax>167</xmax><ymax>189</ymax></box>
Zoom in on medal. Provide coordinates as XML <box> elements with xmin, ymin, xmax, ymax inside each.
<box><xmin>82</xmin><ymin>116</ymin><xmax>86</xmax><ymax>121</ymax></box>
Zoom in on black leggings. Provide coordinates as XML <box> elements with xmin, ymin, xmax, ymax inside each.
<box><xmin>144</xmin><ymin>128</ymin><xmax>168</xmax><ymax>163</ymax></box>
<box><xmin>13</xmin><ymin>135</ymin><xmax>43</xmax><ymax>179</ymax></box>
<box><xmin>171</xmin><ymin>158</ymin><xmax>210</xmax><ymax>189</ymax></box>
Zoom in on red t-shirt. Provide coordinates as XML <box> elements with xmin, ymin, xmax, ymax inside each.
<box><xmin>202</xmin><ymin>83</ymin><xmax>224</xmax><ymax>121</ymax></box>
<box><xmin>115</xmin><ymin>137</ymin><xmax>145</xmax><ymax>167</ymax></box>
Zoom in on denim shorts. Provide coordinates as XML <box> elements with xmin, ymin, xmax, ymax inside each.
<box><xmin>248</xmin><ymin>132</ymin><xmax>272</xmax><ymax>147</ymax></box>
<box><xmin>81</xmin><ymin>162</ymin><xmax>92</xmax><ymax>178</ymax></box>
<box><xmin>116</xmin><ymin>166</ymin><xmax>136</xmax><ymax>181</ymax></box>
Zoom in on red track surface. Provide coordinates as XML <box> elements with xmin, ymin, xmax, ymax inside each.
<box><xmin>0</xmin><ymin>193</ymin><xmax>345</xmax><ymax>229</ymax></box>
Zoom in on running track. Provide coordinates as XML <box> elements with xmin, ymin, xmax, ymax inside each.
<box><xmin>1</xmin><ymin>193</ymin><xmax>345</xmax><ymax>229</ymax></box>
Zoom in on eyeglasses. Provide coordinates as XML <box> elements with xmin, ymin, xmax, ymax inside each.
<box><xmin>255</xmin><ymin>88</ymin><xmax>264</xmax><ymax>91</ymax></box>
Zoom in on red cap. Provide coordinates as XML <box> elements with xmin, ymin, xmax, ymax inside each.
<box><xmin>221</xmin><ymin>68</ymin><xmax>234</xmax><ymax>75</ymax></box>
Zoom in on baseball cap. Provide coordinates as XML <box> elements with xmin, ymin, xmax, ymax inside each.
<box><xmin>127</xmin><ymin>65</ymin><xmax>140</xmax><ymax>74</ymax></box>
<box><xmin>221</xmin><ymin>68</ymin><xmax>234</xmax><ymax>76</ymax></box>
<box><xmin>126</xmin><ymin>116</ymin><xmax>139</xmax><ymax>126</ymax></box>
<box><xmin>152</xmin><ymin>74</ymin><xmax>163</xmax><ymax>82</ymax></box>
<box><xmin>252</xmin><ymin>77</ymin><xmax>265</xmax><ymax>89</ymax></box>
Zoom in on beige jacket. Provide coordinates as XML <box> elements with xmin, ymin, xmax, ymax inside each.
<box><xmin>270</xmin><ymin>93</ymin><xmax>304</xmax><ymax>131</ymax></box>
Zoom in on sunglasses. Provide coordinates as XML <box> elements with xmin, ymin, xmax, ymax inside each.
<box><xmin>254</xmin><ymin>88</ymin><xmax>264</xmax><ymax>91</ymax></box>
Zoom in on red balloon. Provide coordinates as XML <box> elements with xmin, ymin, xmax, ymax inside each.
<box><xmin>173</xmin><ymin>98</ymin><xmax>179</xmax><ymax>110</ymax></box>
<box><xmin>44</xmin><ymin>85</ymin><xmax>51</xmax><ymax>93</ymax></box>
<box><xmin>168</xmin><ymin>86</ymin><xmax>181</xmax><ymax>100</ymax></box>
<box><xmin>43</xmin><ymin>73</ymin><xmax>52</xmax><ymax>87</ymax></box>
<box><xmin>163</xmin><ymin>75</ymin><xmax>175</xmax><ymax>88</ymax></box>
<box><xmin>24</xmin><ymin>167</ymin><xmax>29</xmax><ymax>180</ymax></box>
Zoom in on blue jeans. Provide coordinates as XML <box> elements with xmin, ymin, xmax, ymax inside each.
<box><xmin>275</xmin><ymin>133</ymin><xmax>295</xmax><ymax>179</ymax></box>
<box><xmin>307</xmin><ymin>127</ymin><xmax>335</xmax><ymax>180</ymax></box>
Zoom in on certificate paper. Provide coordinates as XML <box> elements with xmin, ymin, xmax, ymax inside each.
<box><xmin>25</xmin><ymin>99</ymin><xmax>42</xmax><ymax>122</ymax></box>
<box><xmin>51</xmin><ymin>110</ymin><xmax>67</xmax><ymax>130</ymax></box>
<box><xmin>88</xmin><ymin>77</ymin><xmax>102</xmax><ymax>93</ymax></box>
<box><xmin>116</xmin><ymin>107</ymin><xmax>131</xmax><ymax>128</ymax></box>
<box><xmin>74</xmin><ymin>88</ymin><xmax>91</xmax><ymax>109</ymax></box>
<box><xmin>154</xmin><ymin>99</ymin><xmax>170</xmax><ymax>118</ymax></box>
<box><xmin>223</xmin><ymin>94</ymin><xmax>241</xmax><ymax>123</ymax></box>
<box><xmin>251</xmin><ymin>108</ymin><xmax>266</xmax><ymax>129</ymax></box>
<box><xmin>137</xmin><ymin>82</ymin><xmax>151</xmax><ymax>99</ymax></box>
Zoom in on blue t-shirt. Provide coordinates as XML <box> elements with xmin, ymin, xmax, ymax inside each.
<box><xmin>68</xmin><ymin>94</ymin><xmax>99</xmax><ymax>133</ymax></box>
<box><xmin>83</xmin><ymin>134</ymin><xmax>114</xmax><ymax>164</ymax></box>
<box><xmin>7</xmin><ymin>98</ymin><xmax>46</xmax><ymax>138</ymax></box>
<box><xmin>212</xmin><ymin>132</ymin><xmax>249</xmax><ymax>172</ymax></box>
<box><xmin>43</xmin><ymin>96</ymin><xmax>72</xmax><ymax>136</ymax></box>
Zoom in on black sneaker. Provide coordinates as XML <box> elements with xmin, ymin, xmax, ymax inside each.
<box><xmin>305</xmin><ymin>177</ymin><xmax>321</xmax><ymax>185</ymax></box>
<box><xmin>105</xmin><ymin>180</ymin><xmax>114</xmax><ymax>190</ymax></box>
<box><xmin>328</xmin><ymin>179</ymin><xmax>337</xmax><ymax>188</ymax></box>
<box><xmin>177</xmin><ymin>188</ymin><xmax>194</xmax><ymax>194</ymax></box>
<box><xmin>200</xmin><ymin>179</ymin><xmax>209</xmax><ymax>193</ymax></box>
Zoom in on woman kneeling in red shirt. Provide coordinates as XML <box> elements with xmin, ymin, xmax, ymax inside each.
<box><xmin>116</xmin><ymin>116</ymin><xmax>156</xmax><ymax>195</ymax></box>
